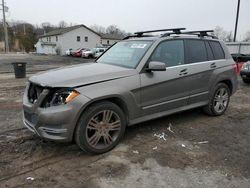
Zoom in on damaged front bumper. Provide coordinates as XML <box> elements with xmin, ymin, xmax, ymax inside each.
<box><xmin>22</xmin><ymin>82</ymin><xmax>90</xmax><ymax>142</ymax></box>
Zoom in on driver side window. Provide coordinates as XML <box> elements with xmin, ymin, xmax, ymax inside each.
<box><xmin>151</xmin><ymin>40</ymin><xmax>184</xmax><ymax>67</ymax></box>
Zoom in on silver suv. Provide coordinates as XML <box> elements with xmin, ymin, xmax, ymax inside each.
<box><xmin>23</xmin><ymin>28</ymin><xmax>238</xmax><ymax>154</ymax></box>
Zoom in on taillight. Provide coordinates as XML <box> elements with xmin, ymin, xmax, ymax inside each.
<box><xmin>232</xmin><ymin>64</ymin><xmax>238</xmax><ymax>75</ymax></box>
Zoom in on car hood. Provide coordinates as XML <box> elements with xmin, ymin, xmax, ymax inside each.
<box><xmin>29</xmin><ymin>63</ymin><xmax>138</xmax><ymax>88</ymax></box>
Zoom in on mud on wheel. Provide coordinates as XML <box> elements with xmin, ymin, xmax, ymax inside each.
<box><xmin>75</xmin><ymin>101</ymin><xmax>126</xmax><ymax>154</ymax></box>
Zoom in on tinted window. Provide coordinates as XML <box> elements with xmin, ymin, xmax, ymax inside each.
<box><xmin>209</xmin><ymin>41</ymin><xmax>225</xmax><ymax>60</ymax></box>
<box><xmin>151</xmin><ymin>40</ymin><xmax>184</xmax><ymax>67</ymax></box>
<box><xmin>185</xmin><ymin>40</ymin><xmax>207</xmax><ymax>63</ymax></box>
<box><xmin>205</xmin><ymin>41</ymin><xmax>214</xmax><ymax>60</ymax></box>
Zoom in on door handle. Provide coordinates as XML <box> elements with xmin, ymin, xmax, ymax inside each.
<box><xmin>210</xmin><ymin>63</ymin><xmax>217</xmax><ymax>69</ymax></box>
<box><xmin>179</xmin><ymin>68</ymin><xmax>188</xmax><ymax>76</ymax></box>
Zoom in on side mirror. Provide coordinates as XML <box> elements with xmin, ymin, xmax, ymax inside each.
<box><xmin>146</xmin><ymin>61</ymin><xmax>166</xmax><ymax>72</ymax></box>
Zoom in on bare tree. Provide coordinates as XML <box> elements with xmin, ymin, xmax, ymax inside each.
<box><xmin>225</xmin><ymin>31</ymin><xmax>233</xmax><ymax>42</ymax></box>
<box><xmin>243</xmin><ymin>31</ymin><xmax>250</xmax><ymax>42</ymax></box>
<box><xmin>90</xmin><ymin>24</ymin><xmax>106</xmax><ymax>34</ymax></box>
<box><xmin>106</xmin><ymin>25</ymin><xmax>119</xmax><ymax>34</ymax></box>
<box><xmin>213</xmin><ymin>26</ymin><xmax>233</xmax><ymax>42</ymax></box>
<box><xmin>58</xmin><ymin>21</ymin><xmax>68</xmax><ymax>28</ymax></box>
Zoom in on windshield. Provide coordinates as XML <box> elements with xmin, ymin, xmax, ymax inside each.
<box><xmin>97</xmin><ymin>40</ymin><xmax>153</xmax><ymax>68</ymax></box>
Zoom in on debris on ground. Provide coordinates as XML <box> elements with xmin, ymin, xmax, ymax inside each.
<box><xmin>198</xmin><ymin>141</ymin><xmax>209</xmax><ymax>144</ymax></box>
<box><xmin>167</xmin><ymin>123</ymin><xmax>175</xmax><ymax>134</ymax></box>
<box><xmin>26</xmin><ymin>177</ymin><xmax>35</xmax><ymax>181</ymax></box>
<box><xmin>154</xmin><ymin>133</ymin><xmax>167</xmax><ymax>141</ymax></box>
<box><xmin>132</xmin><ymin>150</ymin><xmax>139</xmax><ymax>154</ymax></box>
<box><xmin>181</xmin><ymin>144</ymin><xmax>186</xmax><ymax>148</ymax></box>
<box><xmin>152</xmin><ymin>146</ymin><xmax>158</xmax><ymax>150</ymax></box>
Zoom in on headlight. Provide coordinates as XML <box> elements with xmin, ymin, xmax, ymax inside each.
<box><xmin>44</xmin><ymin>89</ymin><xmax>80</xmax><ymax>107</ymax></box>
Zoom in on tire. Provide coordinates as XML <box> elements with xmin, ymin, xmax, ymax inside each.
<box><xmin>75</xmin><ymin>101</ymin><xmax>126</xmax><ymax>154</ymax></box>
<box><xmin>242</xmin><ymin>78</ymin><xmax>250</xmax><ymax>83</ymax></box>
<box><xmin>203</xmin><ymin>83</ymin><xmax>230</xmax><ymax>116</ymax></box>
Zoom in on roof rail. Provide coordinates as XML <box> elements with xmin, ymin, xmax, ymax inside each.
<box><xmin>123</xmin><ymin>28</ymin><xmax>186</xmax><ymax>40</ymax></box>
<box><xmin>161</xmin><ymin>30</ymin><xmax>218</xmax><ymax>39</ymax></box>
<box><xmin>134</xmin><ymin>28</ymin><xmax>186</xmax><ymax>36</ymax></box>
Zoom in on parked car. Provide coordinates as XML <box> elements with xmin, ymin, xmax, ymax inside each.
<box><xmin>65</xmin><ymin>48</ymin><xmax>73</xmax><ymax>56</ymax></box>
<box><xmin>23</xmin><ymin>28</ymin><xmax>238</xmax><ymax>154</ymax></box>
<box><xmin>240</xmin><ymin>61</ymin><xmax>250</xmax><ymax>83</ymax></box>
<box><xmin>82</xmin><ymin>47</ymin><xmax>107</xmax><ymax>58</ymax></box>
<box><xmin>72</xmin><ymin>48</ymin><xmax>89</xmax><ymax>57</ymax></box>
<box><xmin>231</xmin><ymin>53</ymin><xmax>250</xmax><ymax>74</ymax></box>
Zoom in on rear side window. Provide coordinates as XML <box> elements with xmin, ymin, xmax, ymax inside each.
<box><xmin>185</xmin><ymin>40</ymin><xmax>207</xmax><ymax>63</ymax></box>
<box><xmin>209</xmin><ymin>41</ymin><xmax>225</xmax><ymax>60</ymax></box>
<box><xmin>205</xmin><ymin>41</ymin><xmax>214</xmax><ymax>61</ymax></box>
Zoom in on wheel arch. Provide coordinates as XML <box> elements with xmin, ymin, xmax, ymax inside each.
<box><xmin>218</xmin><ymin>79</ymin><xmax>233</xmax><ymax>95</ymax></box>
<box><xmin>72</xmin><ymin>96</ymin><xmax>130</xmax><ymax>142</ymax></box>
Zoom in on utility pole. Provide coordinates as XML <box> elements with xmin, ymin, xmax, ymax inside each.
<box><xmin>233</xmin><ymin>0</ymin><xmax>241</xmax><ymax>42</ymax></box>
<box><xmin>1</xmin><ymin>0</ymin><xmax>9</xmax><ymax>52</ymax></box>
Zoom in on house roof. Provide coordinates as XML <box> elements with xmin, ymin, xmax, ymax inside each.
<box><xmin>101</xmin><ymin>33</ymin><xmax>124</xmax><ymax>40</ymax></box>
<box><xmin>39</xmin><ymin>24</ymin><xmax>101</xmax><ymax>38</ymax></box>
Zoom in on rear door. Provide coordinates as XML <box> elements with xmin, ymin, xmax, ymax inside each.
<box><xmin>184</xmin><ymin>39</ymin><xmax>216</xmax><ymax>104</ymax></box>
<box><xmin>140</xmin><ymin>39</ymin><xmax>190</xmax><ymax>116</ymax></box>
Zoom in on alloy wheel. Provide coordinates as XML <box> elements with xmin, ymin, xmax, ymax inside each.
<box><xmin>86</xmin><ymin>110</ymin><xmax>121</xmax><ymax>150</ymax></box>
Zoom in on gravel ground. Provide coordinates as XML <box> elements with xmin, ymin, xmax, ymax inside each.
<box><xmin>0</xmin><ymin>54</ymin><xmax>250</xmax><ymax>188</ymax></box>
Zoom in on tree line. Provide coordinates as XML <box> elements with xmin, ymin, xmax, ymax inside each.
<box><xmin>0</xmin><ymin>21</ymin><xmax>129</xmax><ymax>52</ymax></box>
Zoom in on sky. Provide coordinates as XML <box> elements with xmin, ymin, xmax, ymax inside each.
<box><xmin>4</xmin><ymin>0</ymin><xmax>250</xmax><ymax>40</ymax></box>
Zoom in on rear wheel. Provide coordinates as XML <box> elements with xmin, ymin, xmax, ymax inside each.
<box><xmin>75</xmin><ymin>102</ymin><xmax>126</xmax><ymax>154</ymax></box>
<box><xmin>203</xmin><ymin>83</ymin><xmax>230</xmax><ymax>116</ymax></box>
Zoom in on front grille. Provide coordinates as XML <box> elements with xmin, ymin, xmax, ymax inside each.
<box><xmin>28</xmin><ymin>83</ymin><xmax>44</xmax><ymax>103</ymax></box>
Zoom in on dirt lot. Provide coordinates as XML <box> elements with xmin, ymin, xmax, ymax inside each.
<box><xmin>0</xmin><ymin>54</ymin><xmax>250</xmax><ymax>188</ymax></box>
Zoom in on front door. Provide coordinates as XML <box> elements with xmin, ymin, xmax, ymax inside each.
<box><xmin>140</xmin><ymin>39</ymin><xmax>190</xmax><ymax>116</ymax></box>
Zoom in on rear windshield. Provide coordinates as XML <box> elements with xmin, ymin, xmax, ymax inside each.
<box><xmin>97</xmin><ymin>40</ymin><xmax>153</xmax><ymax>68</ymax></box>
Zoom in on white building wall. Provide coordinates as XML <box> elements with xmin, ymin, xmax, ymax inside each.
<box><xmin>35</xmin><ymin>39</ymin><xmax>57</xmax><ymax>55</ymax></box>
<box><xmin>57</xmin><ymin>27</ymin><xmax>101</xmax><ymax>55</ymax></box>
<box><xmin>35</xmin><ymin>26</ymin><xmax>101</xmax><ymax>55</ymax></box>
<box><xmin>101</xmin><ymin>38</ymin><xmax>120</xmax><ymax>46</ymax></box>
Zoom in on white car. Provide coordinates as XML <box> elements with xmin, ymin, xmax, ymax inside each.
<box><xmin>82</xmin><ymin>48</ymin><xmax>107</xmax><ymax>58</ymax></box>
<box><xmin>65</xmin><ymin>48</ymin><xmax>73</xmax><ymax>56</ymax></box>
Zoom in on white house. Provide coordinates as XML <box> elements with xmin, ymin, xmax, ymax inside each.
<box><xmin>100</xmin><ymin>33</ymin><xmax>124</xmax><ymax>47</ymax></box>
<box><xmin>35</xmin><ymin>25</ymin><xmax>102</xmax><ymax>55</ymax></box>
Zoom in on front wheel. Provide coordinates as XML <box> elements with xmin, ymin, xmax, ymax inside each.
<box><xmin>203</xmin><ymin>83</ymin><xmax>230</xmax><ymax>116</ymax></box>
<box><xmin>75</xmin><ymin>101</ymin><xmax>126</xmax><ymax>154</ymax></box>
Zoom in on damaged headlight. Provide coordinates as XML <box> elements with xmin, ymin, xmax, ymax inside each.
<box><xmin>43</xmin><ymin>89</ymin><xmax>80</xmax><ymax>107</ymax></box>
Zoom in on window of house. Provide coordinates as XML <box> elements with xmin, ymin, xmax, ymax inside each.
<box><xmin>47</xmin><ymin>37</ymin><xmax>48</xmax><ymax>42</ymax></box>
<box><xmin>185</xmin><ymin>39</ymin><xmax>207</xmax><ymax>63</ymax></box>
<box><xmin>49</xmin><ymin>37</ymin><xmax>51</xmax><ymax>42</ymax></box>
<box><xmin>56</xmin><ymin>36</ymin><xmax>58</xmax><ymax>42</ymax></box>
<box><xmin>150</xmin><ymin>40</ymin><xmax>184</xmax><ymax>67</ymax></box>
<box><xmin>107</xmin><ymin>40</ymin><xmax>110</xmax><ymax>45</ymax></box>
<box><xmin>209</xmin><ymin>41</ymin><xmax>225</xmax><ymax>60</ymax></box>
<box><xmin>85</xmin><ymin>36</ymin><xmax>88</xmax><ymax>42</ymax></box>
<box><xmin>77</xmin><ymin>36</ymin><xmax>81</xmax><ymax>42</ymax></box>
